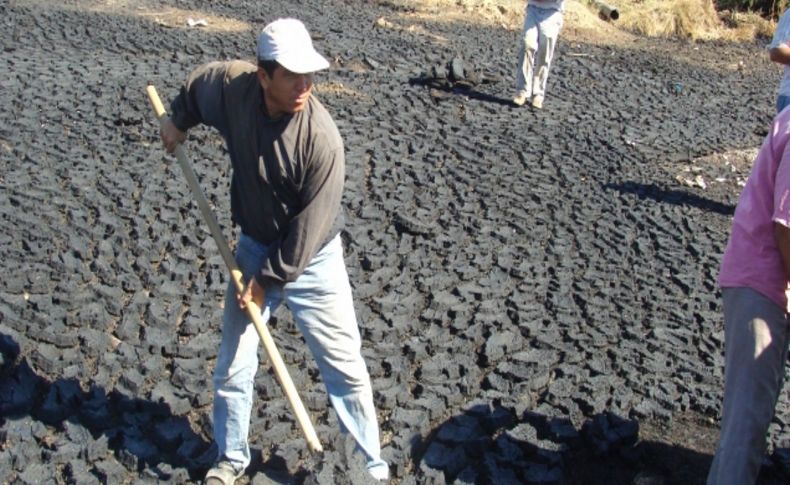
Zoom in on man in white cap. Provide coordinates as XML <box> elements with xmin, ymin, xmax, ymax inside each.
<box><xmin>159</xmin><ymin>17</ymin><xmax>389</xmax><ymax>484</ymax></box>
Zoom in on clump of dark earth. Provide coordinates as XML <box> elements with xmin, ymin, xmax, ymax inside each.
<box><xmin>1</xmin><ymin>0</ymin><xmax>789</xmax><ymax>483</ymax></box>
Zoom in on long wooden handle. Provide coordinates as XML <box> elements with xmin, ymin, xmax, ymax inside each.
<box><xmin>145</xmin><ymin>84</ymin><xmax>323</xmax><ymax>453</ymax></box>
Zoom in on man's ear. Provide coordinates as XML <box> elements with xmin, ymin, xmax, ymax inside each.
<box><xmin>257</xmin><ymin>66</ymin><xmax>269</xmax><ymax>89</ymax></box>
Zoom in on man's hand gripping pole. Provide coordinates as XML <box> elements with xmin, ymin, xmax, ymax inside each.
<box><xmin>145</xmin><ymin>84</ymin><xmax>323</xmax><ymax>454</ymax></box>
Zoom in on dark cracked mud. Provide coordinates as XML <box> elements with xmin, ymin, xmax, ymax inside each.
<box><xmin>1</xmin><ymin>0</ymin><xmax>789</xmax><ymax>483</ymax></box>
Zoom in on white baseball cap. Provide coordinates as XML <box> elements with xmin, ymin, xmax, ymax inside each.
<box><xmin>257</xmin><ymin>18</ymin><xmax>329</xmax><ymax>74</ymax></box>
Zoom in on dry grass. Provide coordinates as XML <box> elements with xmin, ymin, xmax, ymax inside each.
<box><xmin>388</xmin><ymin>0</ymin><xmax>633</xmax><ymax>44</ymax></box>
<box><xmin>616</xmin><ymin>0</ymin><xmax>773</xmax><ymax>41</ymax></box>
<box><xmin>618</xmin><ymin>0</ymin><xmax>721</xmax><ymax>39</ymax></box>
<box><xmin>15</xmin><ymin>0</ymin><xmax>780</xmax><ymax>41</ymax></box>
<box><xmin>392</xmin><ymin>0</ymin><xmax>525</xmax><ymax>30</ymax></box>
<box><xmin>714</xmin><ymin>9</ymin><xmax>776</xmax><ymax>40</ymax></box>
<box><xmin>400</xmin><ymin>0</ymin><xmax>777</xmax><ymax>43</ymax></box>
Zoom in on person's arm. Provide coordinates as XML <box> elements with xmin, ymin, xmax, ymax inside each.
<box><xmin>770</xmin><ymin>45</ymin><xmax>790</xmax><ymax>66</ymax></box>
<box><xmin>255</xmin><ymin>140</ymin><xmax>345</xmax><ymax>287</ymax></box>
<box><xmin>159</xmin><ymin>62</ymin><xmax>232</xmax><ymax>154</ymax></box>
<box><xmin>169</xmin><ymin>61</ymin><xmax>233</xmax><ymax>134</ymax></box>
<box><xmin>769</xmin><ymin>11</ymin><xmax>790</xmax><ymax>66</ymax></box>
<box><xmin>774</xmin><ymin>126</ymin><xmax>790</xmax><ymax>282</ymax></box>
<box><xmin>775</xmin><ymin>223</ymin><xmax>790</xmax><ymax>281</ymax></box>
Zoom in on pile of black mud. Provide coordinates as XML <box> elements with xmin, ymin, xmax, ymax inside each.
<box><xmin>1</xmin><ymin>0</ymin><xmax>788</xmax><ymax>483</ymax></box>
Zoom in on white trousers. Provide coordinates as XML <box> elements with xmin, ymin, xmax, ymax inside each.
<box><xmin>515</xmin><ymin>4</ymin><xmax>564</xmax><ymax>99</ymax></box>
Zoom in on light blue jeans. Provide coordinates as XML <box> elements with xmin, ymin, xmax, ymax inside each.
<box><xmin>777</xmin><ymin>94</ymin><xmax>790</xmax><ymax>114</ymax></box>
<box><xmin>515</xmin><ymin>4</ymin><xmax>564</xmax><ymax>100</ymax></box>
<box><xmin>212</xmin><ymin>233</ymin><xmax>388</xmax><ymax>480</ymax></box>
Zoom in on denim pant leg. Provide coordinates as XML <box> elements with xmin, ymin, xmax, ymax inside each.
<box><xmin>284</xmin><ymin>235</ymin><xmax>388</xmax><ymax>480</ymax></box>
<box><xmin>212</xmin><ymin>234</ymin><xmax>281</xmax><ymax>471</ymax></box>
<box><xmin>707</xmin><ymin>287</ymin><xmax>789</xmax><ymax>485</ymax></box>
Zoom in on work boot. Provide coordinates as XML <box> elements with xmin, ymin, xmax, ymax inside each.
<box><xmin>205</xmin><ymin>459</ymin><xmax>244</xmax><ymax>485</ymax></box>
<box><xmin>512</xmin><ymin>92</ymin><xmax>528</xmax><ymax>106</ymax></box>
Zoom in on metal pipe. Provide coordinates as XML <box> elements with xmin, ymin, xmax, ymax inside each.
<box><xmin>594</xmin><ymin>0</ymin><xmax>619</xmax><ymax>21</ymax></box>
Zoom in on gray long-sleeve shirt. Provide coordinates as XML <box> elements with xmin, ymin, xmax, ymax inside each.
<box><xmin>169</xmin><ymin>60</ymin><xmax>345</xmax><ymax>287</ymax></box>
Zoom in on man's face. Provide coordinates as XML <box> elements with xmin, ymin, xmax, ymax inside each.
<box><xmin>258</xmin><ymin>65</ymin><xmax>313</xmax><ymax>118</ymax></box>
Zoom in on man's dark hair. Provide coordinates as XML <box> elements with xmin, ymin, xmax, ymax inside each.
<box><xmin>257</xmin><ymin>59</ymin><xmax>280</xmax><ymax>77</ymax></box>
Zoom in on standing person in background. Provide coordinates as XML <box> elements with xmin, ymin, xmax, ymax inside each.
<box><xmin>158</xmin><ymin>18</ymin><xmax>389</xmax><ymax>485</ymax></box>
<box><xmin>768</xmin><ymin>8</ymin><xmax>790</xmax><ymax>113</ymax></box>
<box><xmin>512</xmin><ymin>0</ymin><xmax>566</xmax><ymax>109</ymax></box>
<box><xmin>707</xmin><ymin>107</ymin><xmax>790</xmax><ymax>484</ymax></box>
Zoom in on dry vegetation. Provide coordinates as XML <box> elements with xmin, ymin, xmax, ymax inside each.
<box><xmin>401</xmin><ymin>0</ymin><xmax>778</xmax><ymax>42</ymax></box>
<box><xmin>25</xmin><ymin>0</ymin><xmax>780</xmax><ymax>43</ymax></box>
<box><xmin>617</xmin><ymin>0</ymin><xmax>774</xmax><ymax>40</ymax></box>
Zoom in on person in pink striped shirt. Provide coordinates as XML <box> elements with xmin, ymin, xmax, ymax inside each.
<box><xmin>708</xmin><ymin>108</ymin><xmax>790</xmax><ymax>484</ymax></box>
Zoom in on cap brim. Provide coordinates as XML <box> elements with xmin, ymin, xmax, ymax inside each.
<box><xmin>277</xmin><ymin>51</ymin><xmax>330</xmax><ymax>74</ymax></box>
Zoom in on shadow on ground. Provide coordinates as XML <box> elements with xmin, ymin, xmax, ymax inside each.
<box><xmin>0</xmin><ymin>332</ymin><xmax>215</xmax><ymax>482</ymax></box>
<box><xmin>605</xmin><ymin>182</ymin><xmax>735</xmax><ymax>215</ymax></box>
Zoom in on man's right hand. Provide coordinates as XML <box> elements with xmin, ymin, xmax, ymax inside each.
<box><xmin>160</xmin><ymin>118</ymin><xmax>187</xmax><ymax>154</ymax></box>
<box><xmin>238</xmin><ymin>276</ymin><xmax>266</xmax><ymax>311</ymax></box>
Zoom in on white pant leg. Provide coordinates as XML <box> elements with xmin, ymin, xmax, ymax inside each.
<box><xmin>515</xmin><ymin>5</ymin><xmax>540</xmax><ymax>96</ymax></box>
<box><xmin>532</xmin><ymin>8</ymin><xmax>564</xmax><ymax>98</ymax></box>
